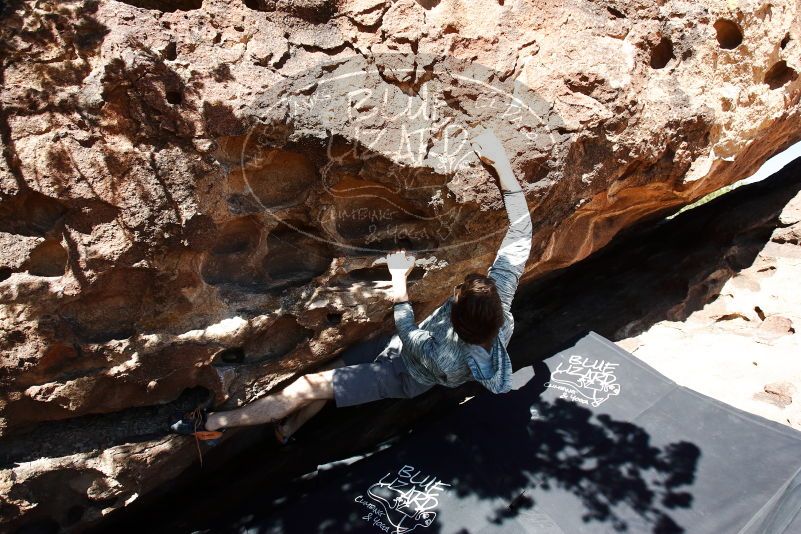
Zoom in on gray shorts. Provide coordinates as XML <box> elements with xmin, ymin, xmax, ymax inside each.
<box><xmin>332</xmin><ymin>333</ymin><xmax>433</xmax><ymax>408</ymax></box>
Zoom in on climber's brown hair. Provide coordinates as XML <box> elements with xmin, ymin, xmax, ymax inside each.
<box><xmin>450</xmin><ymin>273</ymin><xmax>504</xmax><ymax>347</ymax></box>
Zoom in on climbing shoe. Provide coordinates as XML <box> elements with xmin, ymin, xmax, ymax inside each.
<box><xmin>170</xmin><ymin>400</ymin><xmax>225</xmax><ymax>467</ymax></box>
<box><xmin>170</xmin><ymin>401</ymin><xmax>224</xmax><ymax>443</ymax></box>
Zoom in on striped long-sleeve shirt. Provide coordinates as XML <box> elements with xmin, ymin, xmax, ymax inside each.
<box><xmin>391</xmin><ymin>189</ymin><xmax>533</xmax><ymax>394</ymax></box>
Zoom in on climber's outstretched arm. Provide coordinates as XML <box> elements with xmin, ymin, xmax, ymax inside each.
<box><xmin>470</xmin><ymin>130</ymin><xmax>533</xmax><ymax>315</ymax></box>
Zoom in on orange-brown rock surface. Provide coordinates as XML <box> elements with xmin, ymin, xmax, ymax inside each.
<box><xmin>1</xmin><ymin>0</ymin><xmax>800</xmax><ymax>530</ymax></box>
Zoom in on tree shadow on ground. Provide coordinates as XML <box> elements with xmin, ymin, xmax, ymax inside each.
<box><xmin>425</xmin><ymin>364</ymin><xmax>699</xmax><ymax>534</ymax></box>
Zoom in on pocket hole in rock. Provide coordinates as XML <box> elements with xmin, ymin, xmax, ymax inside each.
<box><xmin>114</xmin><ymin>0</ymin><xmax>203</xmax><ymax>11</ymax></box>
<box><xmin>162</xmin><ymin>41</ymin><xmax>178</xmax><ymax>61</ymax></box>
<box><xmin>243</xmin><ymin>0</ymin><xmax>269</xmax><ymax>10</ymax></box>
<box><xmin>165</xmin><ymin>90</ymin><xmax>183</xmax><ymax>105</ymax></box>
<box><xmin>346</xmin><ymin>265</ymin><xmax>425</xmax><ymax>283</ymax></box>
<box><xmin>326</xmin><ymin>312</ymin><xmax>342</xmax><ymax>325</ymax></box>
<box><xmin>764</xmin><ymin>60</ymin><xmax>798</xmax><ymax>89</ymax></box>
<box><xmin>347</xmin><ymin>266</ymin><xmax>391</xmax><ymax>282</ymax></box>
<box><xmin>358</xmin><ymin>235</ymin><xmax>440</xmax><ymax>254</ymax></box>
<box><xmin>214</xmin><ymin>347</ymin><xmax>246</xmax><ymax>366</ymax></box>
<box><xmin>781</xmin><ymin>33</ymin><xmax>791</xmax><ymax>49</ymax></box>
<box><xmin>263</xmin><ymin>225</ymin><xmax>333</xmax><ymax>290</ymax></box>
<box><xmin>649</xmin><ymin>37</ymin><xmax>675</xmax><ymax>69</ymax></box>
<box><xmin>715</xmin><ymin>313</ymin><xmax>750</xmax><ymax>322</ymax></box>
<box><xmin>211</xmin><ymin>217</ymin><xmax>261</xmax><ymax>255</ymax></box>
<box><xmin>244</xmin><ymin>149</ymin><xmax>318</xmax><ymax>209</ymax></box>
<box><xmin>8</xmin><ymin>330</ymin><xmax>26</xmax><ymax>343</ymax></box>
<box><xmin>201</xmin><ymin>217</ymin><xmax>266</xmax><ymax>288</ymax></box>
<box><xmin>0</xmin><ymin>190</ymin><xmax>67</xmax><ymax>237</ymax></box>
<box><xmin>27</xmin><ymin>239</ymin><xmax>68</xmax><ymax>277</ymax></box>
<box><xmin>713</xmin><ymin>19</ymin><xmax>743</xmax><ymax>49</ymax></box>
<box><xmin>244</xmin><ymin>0</ymin><xmax>335</xmax><ymax>22</ymax></box>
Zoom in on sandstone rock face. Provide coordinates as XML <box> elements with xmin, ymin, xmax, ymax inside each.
<box><xmin>1</xmin><ymin>0</ymin><xmax>800</xmax><ymax>530</ymax></box>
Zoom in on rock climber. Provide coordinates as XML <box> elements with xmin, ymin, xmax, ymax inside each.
<box><xmin>170</xmin><ymin>129</ymin><xmax>533</xmax><ymax>444</ymax></box>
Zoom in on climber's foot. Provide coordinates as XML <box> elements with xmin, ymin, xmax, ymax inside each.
<box><xmin>170</xmin><ymin>402</ymin><xmax>224</xmax><ymax>443</ymax></box>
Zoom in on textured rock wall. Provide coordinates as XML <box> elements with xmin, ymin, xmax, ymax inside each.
<box><xmin>1</xmin><ymin>0</ymin><xmax>800</xmax><ymax>530</ymax></box>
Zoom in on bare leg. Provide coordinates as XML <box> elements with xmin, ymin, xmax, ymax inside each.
<box><xmin>205</xmin><ymin>369</ymin><xmax>334</xmax><ymax>431</ymax></box>
<box><xmin>275</xmin><ymin>399</ymin><xmax>328</xmax><ymax>442</ymax></box>
<box><xmin>273</xmin><ymin>357</ymin><xmax>345</xmax><ymax>440</ymax></box>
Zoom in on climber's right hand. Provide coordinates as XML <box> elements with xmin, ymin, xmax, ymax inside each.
<box><xmin>470</xmin><ymin>128</ymin><xmax>511</xmax><ymax>171</ymax></box>
<box><xmin>385</xmin><ymin>249</ymin><xmax>415</xmax><ymax>280</ymax></box>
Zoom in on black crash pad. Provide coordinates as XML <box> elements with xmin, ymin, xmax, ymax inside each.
<box><xmin>206</xmin><ymin>332</ymin><xmax>801</xmax><ymax>533</ymax></box>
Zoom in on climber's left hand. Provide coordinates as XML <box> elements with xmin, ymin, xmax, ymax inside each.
<box><xmin>385</xmin><ymin>249</ymin><xmax>415</xmax><ymax>280</ymax></box>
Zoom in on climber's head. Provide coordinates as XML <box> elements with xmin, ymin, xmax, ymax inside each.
<box><xmin>450</xmin><ymin>273</ymin><xmax>504</xmax><ymax>347</ymax></box>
